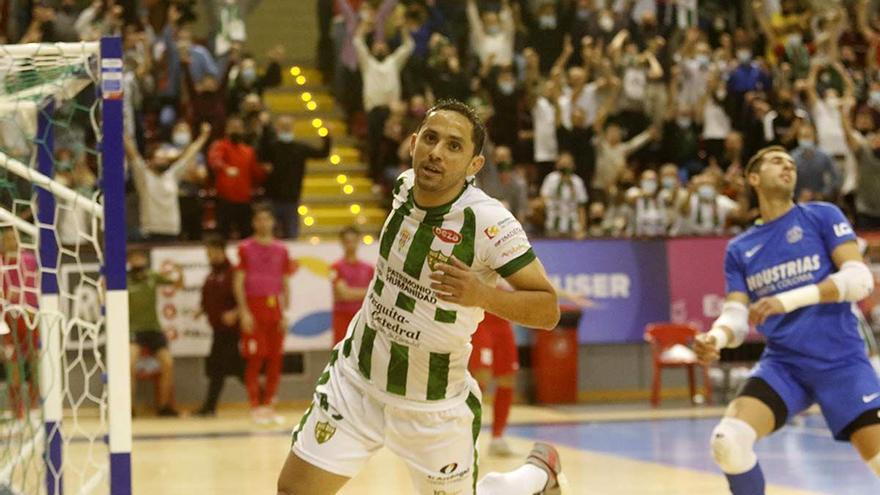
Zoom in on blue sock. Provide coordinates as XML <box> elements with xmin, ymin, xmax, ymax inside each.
<box><xmin>726</xmin><ymin>463</ymin><xmax>765</xmax><ymax>495</ymax></box>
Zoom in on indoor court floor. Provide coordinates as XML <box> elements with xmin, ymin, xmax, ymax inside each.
<box><xmin>121</xmin><ymin>403</ymin><xmax>880</xmax><ymax>495</ymax></box>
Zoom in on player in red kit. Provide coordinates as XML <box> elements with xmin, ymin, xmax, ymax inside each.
<box><xmin>234</xmin><ymin>206</ymin><xmax>296</xmax><ymax>424</ymax></box>
<box><xmin>328</xmin><ymin>226</ymin><xmax>374</xmax><ymax>345</ymax></box>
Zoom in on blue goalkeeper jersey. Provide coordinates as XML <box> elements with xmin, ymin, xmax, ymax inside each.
<box><xmin>724</xmin><ymin>202</ymin><xmax>862</xmax><ymax>366</ymax></box>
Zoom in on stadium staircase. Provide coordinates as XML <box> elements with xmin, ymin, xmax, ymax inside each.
<box><xmin>262</xmin><ymin>66</ymin><xmax>385</xmax><ymax>241</ymax></box>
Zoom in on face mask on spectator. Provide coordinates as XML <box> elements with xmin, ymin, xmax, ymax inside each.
<box><xmin>229</xmin><ymin>132</ymin><xmax>244</xmax><ymax>144</ymax></box>
<box><xmin>676</xmin><ymin>116</ymin><xmax>692</xmax><ymax>128</ymax></box>
<box><xmin>599</xmin><ymin>15</ymin><xmax>614</xmax><ymax>32</ymax></box>
<box><xmin>173</xmin><ymin>131</ymin><xmax>191</xmax><ymax>147</ymax></box>
<box><xmin>662</xmin><ymin>177</ymin><xmax>677</xmax><ymax>190</ymax></box>
<box><xmin>713</xmin><ymin>17</ymin><xmax>726</xmax><ymax>31</ymax></box>
<box><xmin>486</xmin><ymin>25</ymin><xmax>501</xmax><ymax>36</ymax></box>
<box><xmin>576</xmin><ymin>9</ymin><xmax>590</xmax><ymax>20</ymax></box>
<box><xmin>696</xmin><ymin>54</ymin><xmax>710</xmax><ymax>66</ymax></box>
<box><xmin>498</xmin><ymin>80</ymin><xmax>515</xmax><ymax>95</ymax></box>
<box><xmin>241</xmin><ymin>68</ymin><xmax>257</xmax><ymax>84</ymax></box>
<box><xmin>277</xmin><ymin>132</ymin><xmax>294</xmax><ymax>143</ymax></box>
<box><xmin>799</xmin><ymin>138</ymin><xmax>814</xmax><ymax>147</ymax></box>
<box><xmin>539</xmin><ymin>15</ymin><xmax>557</xmax><ymax>29</ymax></box>
<box><xmin>560</xmin><ymin>167</ymin><xmax>573</xmax><ymax>176</ymax></box>
<box><xmin>698</xmin><ymin>185</ymin><xmax>716</xmax><ymax>200</ymax></box>
<box><xmin>870</xmin><ymin>91</ymin><xmax>880</xmax><ymax>108</ymax></box>
<box><xmin>641</xmin><ymin>179</ymin><xmax>657</xmax><ymax>195</ymax></box>
<box><xmin>57</xmin><ymin>158</ymin><xmax>73</xmax><ymax>172</ymax></box>
<box><xmin>736</xmin><ymin>49</ymin><xmax>752</xmax><ymax>64</ymax></box>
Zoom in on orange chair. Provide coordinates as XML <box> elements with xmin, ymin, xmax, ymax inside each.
<box><xmin>645</xmin><ymin>323</ymin><xmax>712</xmax><ymax>408</ymax></box>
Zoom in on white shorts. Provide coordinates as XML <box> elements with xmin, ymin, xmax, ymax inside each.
<box><xmin>291</xmin><ymin>354</ymin><xmax>483</xmax><ymax>494</ymax></box>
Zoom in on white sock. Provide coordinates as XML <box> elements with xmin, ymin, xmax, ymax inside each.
<box><xmin>476</xmin><ymin>464</ymin><xmax>548</xmax><ymax>495</ymax></box>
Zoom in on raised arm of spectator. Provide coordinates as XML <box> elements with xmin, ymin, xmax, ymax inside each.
<box><xmin>499</xmin><ymin>0</ymin><xmax>515</xmax><ymax>38</ymax></box>
<box><xmin>592</xmin><ymin>78</ymin><xmax>621</xmax><ymax>134</ymax></box>
<box><xmin>335</xmin><ymin>0</ymin><xmax>358</xmax><ymax>25</ymax></box>
<box><xmin>171</xmin><ymin>123</ymin><xmax>212</xmax><ymax>180</ymax></box>
<box><xmin>858</xmin><ymin>0</ymin><xmax>879</xmax><ymax>42</ymax></box>
<box><xmin>425</xmin><ymin>0</ymin><xmax>447</xmax><ymax>38</ymax></box>
<box><xmin>550</xmin><ymin>36</ymin><xmax>574</xmax><ymax>78</ymax></box>
<box><xmin>466</xmin><ymin>0</ymin><xmax>485</xmax><ymax>45</ymax></box>
<box><xmin>259</xmin><ymin>45</ymin><xmax>284</xmax><ymax>90</ymax></box>
<box><xmin>644</xmin><ymin>50</ymin><xmax>663</xmax><ymax>79</ymax></box>
<box><xmin>804</xmin><ymin>59</ymin><xmax>821</xmax><ymax>108</ymax></box>
<box><xmin>607</xmin><ymin>29</ymin><xmax>629</xmax><ymax>66</ymax></box>
<box><xmin>373</xmin><ymin>0</ymin><xmax>399</xmax><ymax>42</ymax></box>
<box><xmin>840</xmin><ymin>98</ymin><xmax>863</xmax><ymax>152</ymax></box>
<box><xmin>834</xmin><ymin>60</ymin><xmax>856</xmax><ymax>101</ymax></box>
<box><xmin>352</xmin><ymin>22</ymin><xmax>373</xmax><ymax>68</ymax></box>
<box><xmin>391</xmin><ymin>27</ymin><xmax>415</xmax><ymax>70</ymax></box>
<box><xmin>751</xmin><ymin>0</ymin><xmax>777</xmax><ymax>46</ymax></box>
<box><xmin>622</xmin><ymin>125</ymin><xmax>657</xmax><ymax>157</ymax></box>
<box><xmin>74</xmin><ymin>0</ymin><xmax>101</xmax><ymax>39</ymax></box>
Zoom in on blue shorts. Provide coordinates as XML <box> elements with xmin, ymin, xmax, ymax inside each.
<box><xmin>750</xmin><ymin>355</ymin><xmax>880</xmax><ymax>441</ymax></box>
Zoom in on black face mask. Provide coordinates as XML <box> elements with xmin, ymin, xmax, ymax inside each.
<box><xmin>210</xmin><ymin>261</ymin><xmax>227</xmax><ymax>270</ymax></box>
<box><xmin>130</xmin><ymin>265</ymin><xmax>147</xmax><ymax>276</ymax></box>
<box><xmin>229</xmin><ymin>133</ymin><xmax>244</xmax><ymax>144</ymax></box>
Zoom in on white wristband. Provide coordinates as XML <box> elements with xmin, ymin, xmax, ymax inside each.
<box><xmin>707</xmin><ymin>327</ymin><xmax>729</xmax><ymax>350</ymax></box>
<box><xmin>775</xmin><ymin>284</ymin><xmax>820</xmax><ymax>313</ymax></box>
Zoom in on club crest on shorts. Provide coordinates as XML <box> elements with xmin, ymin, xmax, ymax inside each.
<box><xmin>314</xmin><ymin>421</ymin><xmax>336</xmax><ymax>444</ymax></box>
<box><xmin>427</xmin><ymin>250</ymin><xmax>450</xmax><ymax>271</ymax></box>
<box><xmin>786</xmin><ymin>225</ymin><xmax>803</xmax><ymax>244</ymax></box>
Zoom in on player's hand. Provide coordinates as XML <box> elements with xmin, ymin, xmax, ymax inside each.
<box><xmin>749</xmin><ymin>296</ymin><xmax>784</xmax><ymax>325</ymax></box>
<box><xmin>240</xmin><ymin>310</ymin><xmax>254</xmax><ymax>334</ymax></box>
<box><xmin>429</xmin><ymin>256</ymin><xmax>486</xmax><ymax>308</ymax></box>
<box><xmin>694</xmin><ymin>333</ymin><xmax>720</xmax><ymax>364</ymax></box>
<box><xmin>221</xmin><ymin>309</ymin><xmax>238</xmax><ymax>326</ymax></box>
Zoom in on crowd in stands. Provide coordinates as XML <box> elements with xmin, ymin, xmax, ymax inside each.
<box><xmin>5</xmin><ymin>1</ymin><xmax>880</xmax><ymax>242</ymax></box>
<box><xmin>318</xmin><ymin>0</ymin><xmax>880</xmax><ymax>239</ymax></box>
<box><xmin>0</xmin><ymin>0</ymin><xmax>331</xmax><ymax>243</ymax></box>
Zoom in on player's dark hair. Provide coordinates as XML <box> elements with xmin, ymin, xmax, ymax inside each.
<box><xmin>339</xmin><ymin>225</ymin><xmax>359</xmax><ymax>239</ymax></box>
<box><xmin>745</xmin><ymin>145</ymin><xmax>788</xmax><ymax>175</ymax></box>
<box><xmin>415</xmin><ymin>99</ymin><xmax>486</xmax><ymax>157</ymax></box>
<box><xmin>204</xmin><ymin>233</ymin><xmax>226</xmax><ymax>250</ymax></box>
<box><xmin>252</xmin><ymin>203</ymin><xmax>274</xmax><ymax>219</ymax></box>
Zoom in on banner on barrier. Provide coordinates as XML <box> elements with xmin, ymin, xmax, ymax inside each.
<box><xmin>150</xmin><ymin>241</ymin><xmax>379</xmax><ymax>357</ymax></box>
<box><xmin>533</xmin><ymin>240</ymin><xmax>671</xmax><ymax>343</ymax></box>
<box><xmin>666</xmin><ymin>237</ymin><xmax>728</xmax><ymax>331</ymax></box>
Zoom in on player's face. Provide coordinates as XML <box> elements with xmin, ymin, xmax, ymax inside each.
<box><xmin>206</xmin><ymin>246</ymin><xmax>226</xmax><ymax>265</ymax></box>
<box><xmin>341</xmin><ymin>232</ymin><xmax>359</xmax><ymax>257</ymax></box>
<box><xmin>750</xmin><ymin>151</ymin><xmax>797</xmax><ymax>196</ymax></box>
<box><xmin>409</xmin><ymin>110</ymin><xmax>484</xmax><ymax>196</ymax></box>
<box><xmin>252</xmin><ymin>211</ymin><xmax>275</xmax><ymax>237</ymax></box>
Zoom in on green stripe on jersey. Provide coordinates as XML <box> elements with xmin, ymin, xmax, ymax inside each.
<box><xmin>395</xmin><ymin>292</ymin><xmax>416</xmax><ymax>312</ymax></box>
<box><xmin>387</xmin><ymin>342</ymin><xmax>409</xmax><ymax>395</ymax></box>
<box><xmin>402</xmin><ymin>223</ymin><xmax>436</xmax><ymax>279</ymax></box>
<box><xmin>373</xmin><ymin>279</ymin><xmax>384</xmax><ymax>296</ymax></box>
<box><xmin>495</xmin><ymin>248</ymin><xmax>536</xmax><ymax>278</ymax></box>
<box><xmin>426</xmin><ymin>352</ymin><xmax>450</xmax><ymax>400</ymax></box>
<box><xmin>434</xmin><ymin>308</ymin><xmax>456</xmax><ymax>323</ymax></box>
<box><xmin>358</xmin><ymin>324</ymin><xmax>377</xmax><ymax>379</ymax></box>
<box><xmin>379</xmin><ymin>192</ymin><xmax>414</xmax><ymax>260</ymax></box>
<box><xmin>451</xmin><ymin>207</ymin><xmax>476</xmax><ymax>266</ymax></box>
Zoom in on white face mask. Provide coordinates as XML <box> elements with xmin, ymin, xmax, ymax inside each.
<box><xmin>698</xmin><ymin>184</ymin><xmax>716</xmax><ymax>200</ymax></box>
<box><xmin>539</xmin><ymin>15</ymin><xmax>557</xmax><ymax>29</ymax></box>
<box><xmin>661</xmin><ymin>177</ymin><xmax>677</xmax><ymax>190</ymax></box>
<box><xmin>641</xmin><ymin>179</ymin><xmax>657</xmax><ymax>195</ymax></box>
<box><xmin>172</xmin><ymin>131</ymin><xmax>191</xmax><ymax>147</ymax></box>
<box><xmin>736</xmin><ymin>49</ymin><xmax>752</xmax><ymax>64</ymax></box>
<box><xmin>599</xmin><ymin>16</ymin><xmax>614</xmax><ymax>32</ymax></box>
<box><xmin>798</xmin><ymin>138</ymin><xmax>814</xmax><ymax>148</ymax></box>
<box><xmin>676</xmin><ymin>116</ymin><xmax>692</xmax><ymax>128</ymax></box>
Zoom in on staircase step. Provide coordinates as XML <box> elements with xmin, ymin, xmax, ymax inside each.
<box><xmin>299</xmin><ymin>206</ymin><xmax>386</xmax><ymax>228</ymax></box>
<box><xmin>264</xmin><ymin>91</ymin><xmax>336</xmax><ymax>113</ymax></box>
<box><xmin>281</xmin><ymin>66</ymin><xmax>324</xmax><ymax>87</ymax></box>
<box><xmin>300</xmin><ymin>193</ymin><xmax>381</xmax><ymax>205</ymax></box>
<box><xmin>298</xmin><ymin>225</ymin><xmax>381</xmax><ymax>239</ymax></box>
<box><xmin>305</xmin><ymin>159</ymin><xmax>367</xmax><ymax>175</ymax></box>
<box><xmin>292</xmin><ymin>118</ymin><xmax>346</xmax><ymax>138</ymax></box>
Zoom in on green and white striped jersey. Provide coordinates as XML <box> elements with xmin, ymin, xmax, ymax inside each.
<box><xmin>338</xmin><ymin>169</ymin><xmax>536</xmax><ymax>410</ymax></box>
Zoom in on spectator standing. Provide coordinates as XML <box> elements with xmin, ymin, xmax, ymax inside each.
<box><xmin>329</xmin><ymin>227</ymin><xmax>374</xmax><ymax>345</ymax></box>
<box><xmin>208</xmin><ymin>117</ymin><xmax>266</xmax><ymax>239</ymax></box>
<box><xmin>791</xmin><ymin>125</ymin><xmax>840</xmax><ymax>202</ymax></box>
<box><xmin>540</xmin><ymin>152</ymin><xmax>588</xmax><ymax>238</ymax></box>
<box><xmin>234</xmin><ymin>207</ymin><xmax>296</xmax><ymax>424</ymax></box>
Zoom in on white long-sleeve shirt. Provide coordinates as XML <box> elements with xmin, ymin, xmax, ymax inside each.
<box><xmin>466</xmin><ymin>1</ymin><xmax>515</xmax><ymax>67</ymax></box>
<box><xmin>353</xmin><ymin>35</ymin><xmax>414</xmax><ymax>112</ymax></box>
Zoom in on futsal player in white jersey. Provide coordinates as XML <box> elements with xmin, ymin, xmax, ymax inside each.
<box><xmin>277</xmin><ymin>100</ymin><xmax>566</xmax><ymax>495</ymax></box>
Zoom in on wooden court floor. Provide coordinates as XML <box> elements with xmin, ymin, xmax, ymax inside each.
<box><xmin>116</xmin><ymin>404</ymin><xmax>826</xmax><ymax>495</ymax></box>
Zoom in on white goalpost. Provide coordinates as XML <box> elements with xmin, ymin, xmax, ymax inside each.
<box><xmin>0</xmin><ymin>37</ymin><xmax>131</xmax><ymax>494</ymax></box>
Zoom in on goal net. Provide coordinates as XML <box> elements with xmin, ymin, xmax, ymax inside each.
<box><xmin>0</xmin><ymin>38</ymin><xmax>130</xmax><ymax>495</ymax></box>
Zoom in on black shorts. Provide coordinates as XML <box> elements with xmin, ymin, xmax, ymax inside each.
<box><xmin>133</xmin><ymin>330</ymin><xmax>168</xmax><ymax>354</ymax></box>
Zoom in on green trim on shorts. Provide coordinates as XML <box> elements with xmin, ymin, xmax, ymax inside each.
<box><xmin>291</xmin><ymin>403</ymin><xmax>314</xmax><ymax>447</ymax></box>
<box><xmin>466</xmin><ymin>392</ymin><xmax>482</xmax><ymax>493</ymax></box>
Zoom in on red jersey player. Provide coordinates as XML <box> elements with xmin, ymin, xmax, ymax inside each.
<box><xmin>234</xmin><ymin>206</ymin><xmax>296</xmax><ymax>424</ymax></box>
<box><xmin>328</xmin><ymin>226</ymin><xmax>373</xmax><ymax>345</ymax></box>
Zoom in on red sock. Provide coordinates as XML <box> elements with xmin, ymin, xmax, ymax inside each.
<box><xmin>492</xmin><ymin>386</ymin><xmax>513</xmax><ymax>438</ymax></box>
<box><xmin>244</xmin><ymin>357</ymin><xmax>264</xmax><ymax>408</ymax></box>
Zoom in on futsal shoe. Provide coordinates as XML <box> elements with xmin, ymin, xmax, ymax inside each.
<box><xmin>526</xmin><ymin>442</ymin><xmax>569</xmax><ymax>495</ymax></box>
<box><xmin>251</xmin><ymin>407</ymin><xmax>271</xmax><ymax>425</ymax></box>
<box><xmin>488</xmin><ymin>437</ymin><xmax>516</xmax><ymax>457</ymax></box>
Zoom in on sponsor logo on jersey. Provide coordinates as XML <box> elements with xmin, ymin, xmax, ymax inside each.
<box><xmin>433</xmin><ymin>227</ymin><xmax>462</xmax><ymax>244</ymax></box>
<box><xmin>483</xmin><ymin>225</ymin><xmax>500</xmax><ymax>239</ymax></box>
<box><xmin>427</xmin><ymin>250</ymin><xmax>451</xmax><ymax>271</ymax></box>
<box><xmin>862</xmin><ymin>392</ymin><xmax>880</xmax><ymax>403</ymax></box>
<box><xmin>834</xmin><ymin>222</ymin><xmax>854</xmax><ymax>238</ymax></box>
<box><xmin>439</xmin><ymin>463</ymin><xmax>459</xmax><ymax>474</ymax></box>
<box><xmin>744</xmin><ymin>244</ymin><xmax>763</xmax><ymax>259</ymax></box>
<box><xmin>501</xmin><ymin>243</ymin><xmax>530</xmax><ymax>258</ymax></box>
<box><xmin>382</xmin><ymin>265</ymin><xmax>437</xmax><ymax>303</ymax></box>
<box><xmin>368</xmin><ymin>295</ymin><xmax>421</xmax><ymax>344</ymax></box>
<box><xmin>786</xmin><ymin>225</ymin><xmax>803</xmax><ymax>244</ymax></box>
<box><xmin>745</xmin><ymin>255</ymin><xmax>821</xmax><ymax>295</ymax></box>
<box><xmin>493</xmin><ymin>227</ymin><xmax>525</xmax><ymax>247</ymax></box>
<box><xmin>314</xmin><ymin>421</ymin><xmax>336</xmax><ymax>444</ymax></box>
<box><xmin>398</xmin><ymin>229</ymin><xmax>412</xmax><ymax>252</ymax></box>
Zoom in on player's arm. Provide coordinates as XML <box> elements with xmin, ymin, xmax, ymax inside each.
<box><xmin>233</xmin><ymin>268</ymin><xmax>254</xmax><ymax>333</ymax></box>
<box><xmin>749</xmin><ymin>240</ymin><xmax>874</xmax><ymax>324</ymax></box>
<box><xmin>430</xmin><ymin>257</ymin><xmax>560</xmax><ymax>330</ymax></box>
<box><xmin>694</xmin><ymin>292</ymin><xmax>750</xmax><ymax>364</ymax></box>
